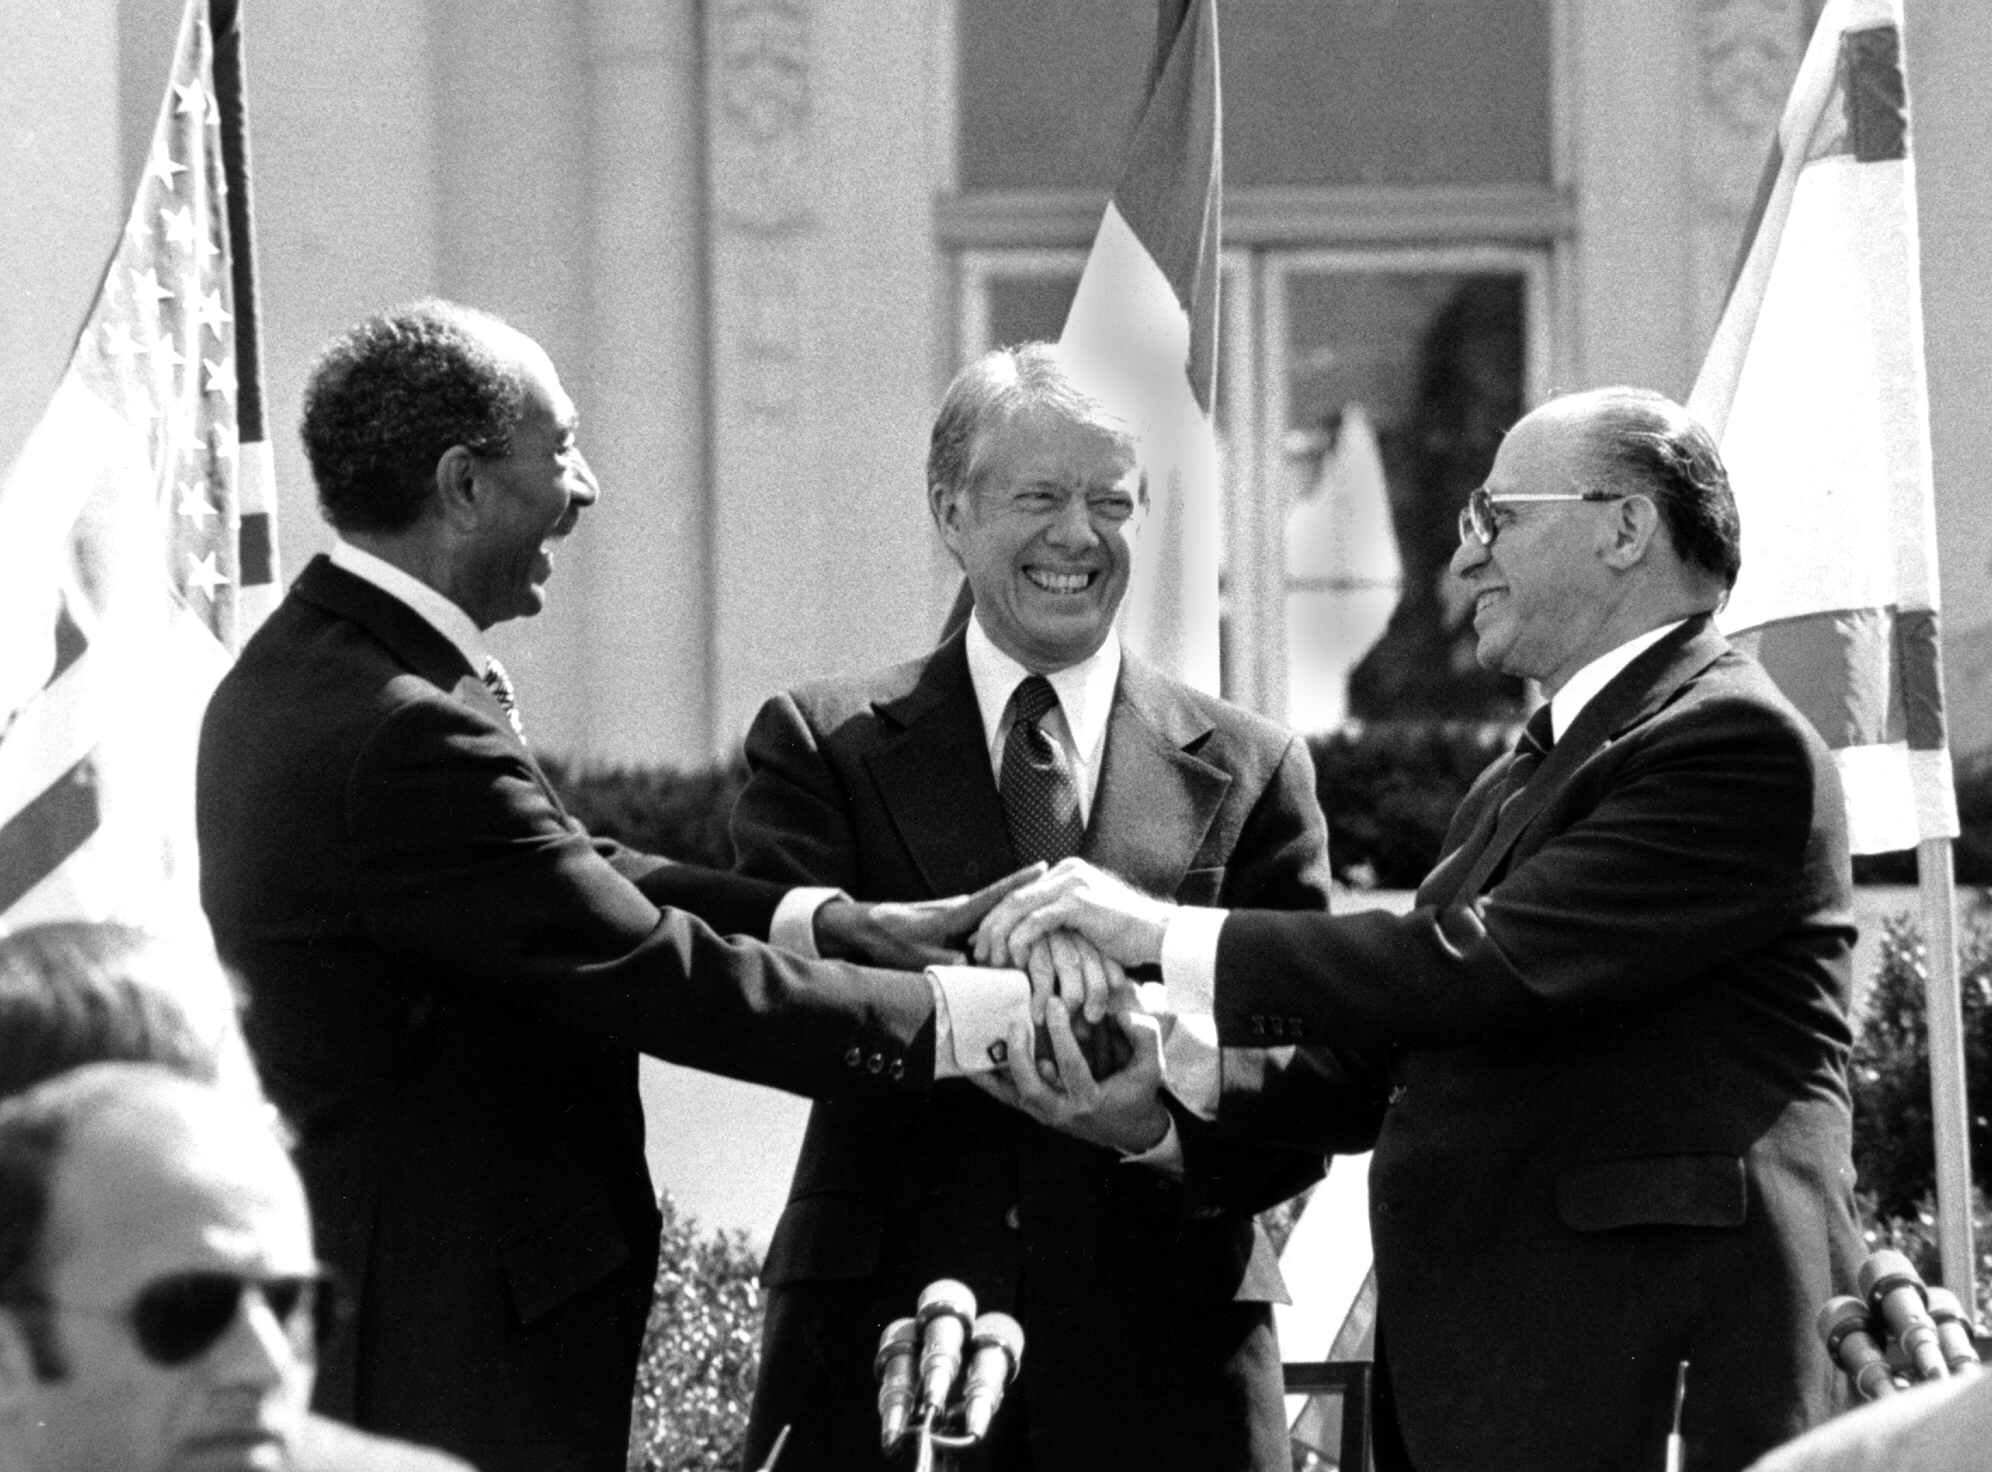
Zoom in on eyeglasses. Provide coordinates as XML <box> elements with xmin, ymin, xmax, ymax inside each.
<box><xmin>7</xmin><ymin>1268</ymin><xmax>344</xmax><ymax>1367</ymax></box>
<box><xmin>1457</xmin><ymin>486</ymin><xmax>1629</xmax><ymax>549</ymax></box>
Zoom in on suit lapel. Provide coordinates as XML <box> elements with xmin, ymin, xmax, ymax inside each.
<box><xmin>1084</xmin><ymin>655</ymin><xmax>1231</xmax><ymax>897</ymax></box>
<box><xmin>1453</xmin><ymin>614</ymin><xmax>1730</xmax><ymax>897</ymax></box>
<box><xmin>863</xmin><ymin>635</ymin><xmax>1018</xmax><ymax>896</ymax></box>
<box><xmin>293</xmin><ymin>555</ymin><xmax>561</xmax><ymax>802</ymax></box>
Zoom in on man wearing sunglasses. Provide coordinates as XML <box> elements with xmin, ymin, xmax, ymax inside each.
<box><xmin>0</xmin><ymin>1064</ymin><xmax>473</xmax><ymax>1472</ymax></box>
<box><xmin>971</xmin><ymin>386</ymin><xmax>1863</xmax><ymax>1472</ymax></box>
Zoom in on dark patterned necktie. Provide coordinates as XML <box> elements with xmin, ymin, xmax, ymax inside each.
<box><xmin>483</xmin><ymin>656</ymin><xmax>527</xmax><ymax>742</ymax></box>
<box><xmin>1000</xmin><ymin>675</ymin><xmax>1084</xmax><ymax>864</ymax></box>
<box><xmin>1501</xmin><ymin>703</ymin><xmax>1555</xmax><ymax>809</ymax></box>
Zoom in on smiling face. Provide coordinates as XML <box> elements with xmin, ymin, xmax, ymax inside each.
<box><xmin>454</xmin><ymin>336</ymin><xmax>599</xmax><ymax>629</ymax></box>
<box><xmin>8</xmin><ymin>1092</ymin><xmax>317</xmax><ymax>1472</ymax></box>
<box><xmin>1449</xmin><ymin>402</ymin><xmax>1624</xmax><ymax>694</ymax></box>
<box><xmin>936</xmin><ymin>404</ymin><xmax>1146</xmax><ymax>672</ymax></box>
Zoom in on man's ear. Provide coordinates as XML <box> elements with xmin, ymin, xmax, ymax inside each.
<box><xmin>1602</xmin><ymin>492</ymin><xmax>1660</xmax><ymax>569</ymax></box>
<box><xmin>434</xmin><ymin>445</ymin><xmax>482</xmax><ymax>531</ymax></box>
<box><xmin>929</xmin><ymin>482</ymin><xmax>967</xmax><ymax>567</ymax></box>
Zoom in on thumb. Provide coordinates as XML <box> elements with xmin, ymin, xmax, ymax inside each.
<box><xmin>955</xmin><ymin>862</ymin><xmax>1048</xmax><ymax>929</ymax></box>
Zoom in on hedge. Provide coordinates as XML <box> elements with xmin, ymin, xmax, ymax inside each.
<box><xmin>545</xmin><ymin>728</ymin><xmax>1992</xmax><ymax>890</ymax></box>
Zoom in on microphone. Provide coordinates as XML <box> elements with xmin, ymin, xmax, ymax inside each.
<box><xmin>1819</xmin><ymin>1295</ymin><xmax>1898</xmax><ymax>1401</ymax></box>
<box><xmin>915</xmin><ymin>1280</ymin><xmax>978</xmax><ymax>1419</ymax></box>
<box><xmin>960</xmin><ymin>1312</ymin><xmax>1026</xmax><ymax>1442</ymax></box>
<box><xmin>1925</xmin><ymin>1286</ymin><xmax>1984</xmax><ymax>1376</ymax></box>
<box><xmin>1858</xmin><ymin>1250</ymin><xmax>1948</xmax><ymax>1383</ymax></box>
<box><xmin>874</xmin><ymin>1318</ymin><xmax>919</xmax><ymax>1452</ymax></box>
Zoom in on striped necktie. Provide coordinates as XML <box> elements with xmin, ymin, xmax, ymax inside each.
<box><xmin>482</xmin><ymin>656</ymin><xmax>527</xmax><ymax>742</ymax></box>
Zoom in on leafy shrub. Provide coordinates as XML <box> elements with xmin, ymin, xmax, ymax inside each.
<box><xmin>1306</xmin><ymin>721</ymin><xmax>1512</xmax><ymax>889</ymax></box>
<box><xmin>540</xmin><ymin>732</ymin><xmax>1992</xmax><ymax>892</ymax></box>
<box><xmin>628</xmin><ymin>1194</ymin><xmax>764</xmax><ymax>1472</ymax></box>
<box><xmin>540</xmin><ymin>754</ymin><xmax>749</xmax><ymax>870</ymax></box>
<box><xmin>1849</xmin><ymin>904</ymin><xmax>1992</xmax><ymax>1317</ymax></box>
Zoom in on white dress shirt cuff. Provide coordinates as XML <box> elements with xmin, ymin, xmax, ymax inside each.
<box><xmin>926</xmin><ymin>965</ymin><xmax>1031</xmax><ymax>1078</ymax></box>
<box><xmin>1157</xmin><ymin>908</ymin><xmax>1227</xmax><ymax>1121</ymax></box>
<box><xmin>770</xmin><ymin>886</ymin><xmax>841</xmax><ymax>958</ymax></box>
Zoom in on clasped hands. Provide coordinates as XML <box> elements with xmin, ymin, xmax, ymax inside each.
<box><xmin>815</xmin><ymin>858</ymin><xmax>1177</xmax><ymax>1155</ymax></box>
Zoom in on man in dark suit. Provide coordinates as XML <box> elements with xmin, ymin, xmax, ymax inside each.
<box><xmin>735</xmin><ymin>343</ymin><xmax>1379</xmax><ymax>1471</ymax></box>
<box><xmin>195</xmin><ymin>302</ymin><xmax>1043</xmax><ymax>1472</ymax></box>
<box><xmin>975</xmin><ymin>386</ymin><xmax>1864</xmax><ymax>1472</ymax></box>
<box><xmin>0</xmin><ymin>1064</ymin><xmax>476</xmax><ymax>1472</ymax></box>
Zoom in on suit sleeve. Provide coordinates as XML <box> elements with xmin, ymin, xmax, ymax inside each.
<box><xmin>345</xmin><ymin>691</ymin><xmax>937</xmax><ymax>1099</ymax></box>
<box><xmin>731</xmin><ymin>689</ymin><xmax>864</xmax><ymax>888</ymax></box>
<box><xmin>1215</xmin><ymin>693</ymin><xmax>1833</xmax><ymax>1051</ymax></box>
<box><xmin>1184</xmin><ymin>733</ymin><xmax>1391</xmax><ymax>1199</ymax></box>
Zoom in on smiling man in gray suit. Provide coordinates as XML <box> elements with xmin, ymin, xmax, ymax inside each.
<box><xmin>735</xmin><ymin>343</ymin><xmax>1380</xmax><ymax>1471</ymax></box>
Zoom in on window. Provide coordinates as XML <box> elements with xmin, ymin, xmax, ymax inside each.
<box><xmin>946</xmin><ymin>1</ymin><xmax>1563</xmax><ymax>731</ymax></box>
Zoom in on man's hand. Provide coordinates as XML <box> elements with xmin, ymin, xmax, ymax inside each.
<box><xmin>973</xmin><ymin>1003</ymin><xmax>1169</xmax><ymax>1156</ymax></box>
<box><xmin>1018</xmin><ymin>930</ymin><xmax>1128</xmax><ymax>1026</ymax></box>
<box><xmin>971</xmin><ymin>858</ymin><xmax>1173</xmax><ymax>971</ymax></box>
<box><xmin>814</xmin><ymin>864</ymin><xmax>1046</xmax><ymax>968</ymax></box>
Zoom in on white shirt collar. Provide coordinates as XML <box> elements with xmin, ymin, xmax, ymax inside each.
<box><xmin>329</xmin><ymin>539</ymin><xmax>490</xmax><ymax>675</ymax></box>
<box><xmin>964</xmin><ymin>614</ymin><xmax>1120</xmax><ymax>788</ymax></box>
<box><xmin>1547</xmin><ymin>619</ymin><xmax>1686</xmax><ymax>742</ymax></box>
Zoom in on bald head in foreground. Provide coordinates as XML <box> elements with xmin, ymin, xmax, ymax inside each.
<box><xmin>0</xmin><ymin>1064</ymin><xmax>472</xmax><ymax>1472</ymax></box>
<box><xmin>975</xmin><ymin>386</ymin><xmax>1864</xmax><ymax>1472</ymax></box>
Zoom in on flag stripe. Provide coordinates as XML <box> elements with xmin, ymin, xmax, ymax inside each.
<box><xmin>1109</xmin><ymin>0</ymin><xmax>1221</xmax><ymax>407</ymax></box>
<box><xmin>1731</xmin><ymin>604</ymin><xmax>1946</xmax><ymax>752</ymax></box>
<box><xmin>0</xmin><ymin>756</ymin><xmax>102</xmax><ymax>914</ymax></box>
<box><xmin>1842</xmin><ymin>23</ymin><xmax>1907</xmax><ymax>163</ymax></box>
<box><xmin>237</xmin><ymin>509</ymin><xmax>274</xmax><ymax>589</ymax></box>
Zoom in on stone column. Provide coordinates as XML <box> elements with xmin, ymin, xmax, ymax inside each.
<box><xmin>573</xmin><ymin>0</ymin><xmax>715</xmax><ymax>764</ymax></box>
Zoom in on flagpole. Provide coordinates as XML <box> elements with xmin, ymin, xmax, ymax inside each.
<box><xmin>207</xmin><ymin>0</ymin><xmax>280</xmax><ymax>650</ymax></box>
<box><xmin>1918</xmin><ymin>837</ymin><xmax>1976</xmax><ymax>1293</ymax></box>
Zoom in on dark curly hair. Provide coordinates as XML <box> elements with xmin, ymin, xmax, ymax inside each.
<box><xmin>1573</xmin><ymin>386</ymin><xmax>1742</xmax><ymax>589</ymax></box>
<box><xmin>300</xmin><ymin>299</ymin><xmax>530</xmax><ymax>534</ymax></box>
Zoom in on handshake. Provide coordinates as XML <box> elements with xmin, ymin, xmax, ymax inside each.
<box><xmin>813</xmin><ymin>858</ymin><xmax>1184</xmax><ymax>1157</ymax></box>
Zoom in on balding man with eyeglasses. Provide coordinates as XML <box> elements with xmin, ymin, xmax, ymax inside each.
<box><xmin>974</xmin><ymin>387</ymin><xmax>1865</xmax><ymax>1472</ymax></box>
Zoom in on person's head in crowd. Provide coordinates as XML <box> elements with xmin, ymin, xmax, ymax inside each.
<box><xmin>301</xmin><ymin>300</ymin><xmax>600</xmax><ymax>630</ymax></box>
<box><xmin>1451</xmin><ymin>385</ymin><xmax>1739</xmax><ymax>696</ymax></box>
<box><xmin>928</xmin><ymin>342</ymin><xmax>1149</xmax><ymax>674</ymax></box>
<box><xmin>0</xmin><ymin>921</ymin><xmax>260</xmax><ymax>1100</ymax></box>
<box><xmin>0</xmin><ymin>1064</ymin><xmax>330</xmax><ymax>1472</ymax></box>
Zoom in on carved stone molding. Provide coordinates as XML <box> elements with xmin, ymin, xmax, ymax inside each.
<box><xmin>1691</xmin><ymin>0</ymin><xmax>1805</xmax><ymax>345</ymax></box>
<box><xmin>707</xmin><ymin>0</ymin><xmax>816</xmax><ymax>420</ymax></box>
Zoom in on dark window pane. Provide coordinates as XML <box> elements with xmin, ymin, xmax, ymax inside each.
<box><xmin>1282</xmin><ymin>268</ymin><xmax>1528</xmax><ymax>726</ymax></box>
<box><xmin>958</xmin><ymin>0</ymin><xmax>1554</xmax><ymax>192</ymax></box>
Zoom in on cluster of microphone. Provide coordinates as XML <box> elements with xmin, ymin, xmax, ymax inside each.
<box><xmin>874</xmin><ymin>1280</ymin><xmax>1024</xmax><ymax>1465</ymax></box>
<box><xmin>1819</xmin><ymin>1249</ymin><xmax>1983</xmax><ymax>1401</ymax></box>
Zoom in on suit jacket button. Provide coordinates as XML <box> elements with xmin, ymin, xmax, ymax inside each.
<box><xmin>866</xmin><ymin>1052</ymin><xmax>885</xmax><ymax>1074</ymax></box>
<box><xmin>1003</xmin><ymin>1204</ymin><xmax>1022</xmax><ymax>1232</ymax></box>
<box><xmin>844</xmin><ymin>1045</ymin><xmax>863</xmax><ymax>1069</ymax></box>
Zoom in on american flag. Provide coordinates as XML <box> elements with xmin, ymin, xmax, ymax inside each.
<box><xmin>0</xmin><ymin>0</ymin><xmax>278</xmax><ymax>928</ymax></box>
